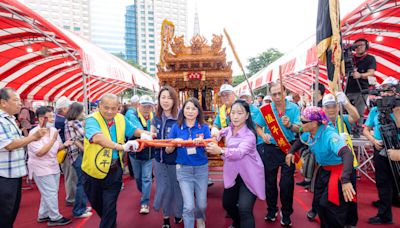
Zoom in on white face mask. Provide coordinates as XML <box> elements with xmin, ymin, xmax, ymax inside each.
<box><xmin>46</xmin><ymin>122</ymin><xmax>54</xmax><ymax>128</ymax></box>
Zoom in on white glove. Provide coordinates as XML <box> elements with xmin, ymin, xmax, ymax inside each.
<box><xmin>140</xmin><ymin>132</ymin><xmax>153</xmax><ymax>140</ymax></box>
<box><xmin>123</xmin><ymin>140</ymin><xmax>139</xmax><ymax>152</ymax></box>
<box><xmin>336</xmin><ymin>92</ymin><xmax>348</xmax><ymax>105</ymax></box>
<box><xmin>211</xmin><ymin>127</ymin><xmax>220</xmax><ymax>138</ymax></box>
<box><xmin>339</xmin><ymin>132</ymin><xmax>350</xmax><ymax>142</ymax></box>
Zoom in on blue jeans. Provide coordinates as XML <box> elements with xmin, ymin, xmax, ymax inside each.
<box><xmin>130</xmin><ymin>157</ymin><xmax>153</xmax><ymax>206</ymax></box>
<box><xmin>72</xmin><ymin>154</ymin><xmax>88</xmax><ymax>216</ymax></box>
<box><xmin>176</xmin><ymin>163</ymin><xmax>208</xmax><ymax>228</ymax></box>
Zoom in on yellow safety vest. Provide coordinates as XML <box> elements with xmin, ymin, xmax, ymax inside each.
<box><xmin>219</xmin><ymin>104</ymin><xmax>231</xmax><ymax>128</ymax></box>
<box><xmin>336</xmin><ymin>116</ymin><xmax>359</xmax><ymax>167</ymax></box>
<box><xmin>82</xmin><ymin>112</ymin><xmax>126</xmax><ymax>179</ymax></box>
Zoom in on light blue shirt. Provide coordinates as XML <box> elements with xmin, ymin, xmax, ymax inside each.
<box><xmin>254</xmin><ymin>100</ymin><xmax>301</xmax><ymax>145</ymax></box>
<box><xmin>300</xmin><ymin>125</ymin><xmax>346</xmax><ymax>166</ymax></box>
<box><xmin>364</xmin><ymin>106</ymin><xmax>400</xmax><ymax>140</ymax></box>
<box><xmin>213</xmin><ymin>108</ymin><xmax>230</xmax><ymax>129</ymax></box>
<box><xmin>249</xmin><ymin>104</ymin><xmax>264</xmax><ymax>145</ymax></box>
<box><xmin>85</xmin><ymin>115</ymin><xmax>137</xmax><ymax>159</ymax></box>
<box><xmin>328</xmin><ymin>115</ymin><xmax>354</xmax><ymax>134</ymax></box>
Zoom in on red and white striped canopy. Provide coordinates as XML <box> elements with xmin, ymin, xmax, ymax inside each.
<box><xmin>235</xmin><ymin>0</ymin><xmax>400</xmax><ymax>96</ymax></box>
<box><xmin>0</xmin><ymin>0</ymin><xmax>157</xmax><ymax>102</ymax></box>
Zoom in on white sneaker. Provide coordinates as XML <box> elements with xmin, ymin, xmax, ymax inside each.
<box><xmin>196</xmin><ymin>219</ymin><xmax>205</xmax><ymax>228</ymax></box>
<box><xmin>86</xmin><ymin>207</ymin><xmax>92</xmax><ymax>213</ymax></box>
<box><xmin>74</xmin><ymin>211</ymin><xmax>93</xmax><ymax>218</ymax></box>
<box><xmin>139</xmin><ymin>205</ymin><xmax>150</xmax><ymax>214</ymax></box>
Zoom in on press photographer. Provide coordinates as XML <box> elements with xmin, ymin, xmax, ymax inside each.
<box><xmin>345</xmin><ymin>38</ymin><xmax>376</xmax><ymax>138</ymax></box>
<box><xmin>363</xmin><ymin>77</ymin><xmax>400</xmax><ymax>225</ymax></box>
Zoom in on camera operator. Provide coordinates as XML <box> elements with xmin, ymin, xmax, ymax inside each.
<box><xmin>387</xmin><ymin>106</ymin><xmax>400</xmax><ymax>161</ymax></box>
<box><xmin>363</xmin><ymin>77</ymin><xmax>400</xmax><ymax>225</ymax></box>
<box><xmin>346</xmin><ymin>38</ymin><xmax>376</xmax><ymax>138</ymax></box>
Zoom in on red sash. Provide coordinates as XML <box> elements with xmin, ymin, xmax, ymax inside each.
<box><xmin>260</xmin><ymin>104</ymin><xmax>300</xmax><ymax>163</ymax></box>
<box><xmin>323</xmin><ymin>164</ymin><xmax>357</xmax><ymax>206</ymax></box>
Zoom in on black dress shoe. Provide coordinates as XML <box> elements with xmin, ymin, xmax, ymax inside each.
<box><xmin>306</xmin><ymin>209</ymin><xmax>317</xmax><ymax>221</ymax></box>
<box><xmin>296</xmin><ymin>180</ymin><xmax>311</xmax><ymax>187</ymax></box>
<box><xmin>368</xmin><ymin>216</ymin><xmax>393</xmax><ymax>224</ymax></box>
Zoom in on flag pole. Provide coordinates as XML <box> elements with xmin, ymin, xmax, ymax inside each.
<box><xmin>224</xmin><ymin>28</ymin><xmax>255</xmax><ymax>99</ymax></box>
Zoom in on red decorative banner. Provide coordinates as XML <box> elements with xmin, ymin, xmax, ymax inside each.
<box><xmin>184</xmin><ymin>71</ymin><xmax>205</xmax><ymax>81</ymax></box>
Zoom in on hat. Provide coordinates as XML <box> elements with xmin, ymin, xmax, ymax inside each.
<box><xmin>257</xmin><ymin>93</ymin><xmax>264</xmax><ymax>98</ymax></box>
<box><xmin>301</xmin><ymin>106</ymin><xmax>329</xmax><ymax>125</ymax></box>
<box><xmin>139</xmin><ymin>95</ymin><xmax>154</xmax><ymax>105</ymax></box>
<box><xmin>381</xmin><ymin>77</ymin><xmax>398</xmax><ymax>86</ymax></box>
<box><xmin>218</xmin><ymin>84</ymin><xmax>234</xmax><ymax>95</ymax></box>
<box><xmin>263</xmin><ymin>95</ymin><xmax>272</xmax><ymax>101</ymax></box>
<box><xmin>239</xmin><ymin>90</ymin><xmax>252</xmax><ymax>98</ymax></box>
<box><xmin>322</xmin><ymin>94</ymin><xmax>337</xmax><ymax>106</ymax></box>
<box><xmin>131</xmin><ymin>95</ymin><xmax>140</xmax><ymax>103</ymax></box>
<box><xmin>55</xmin><ymin>96</ymin><xmax>71</xmax><ymax>109</ymax></box>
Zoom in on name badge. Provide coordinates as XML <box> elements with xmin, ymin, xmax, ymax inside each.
<box><xmin>187</xmin><ymin>147</ymin><xmax>196</xmax><ymax>155</ymax></box>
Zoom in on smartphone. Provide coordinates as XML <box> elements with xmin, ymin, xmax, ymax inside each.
<box><xmin>41</xmin><ymin>117</ymin><xmax>48</xmax><ymax>128</ymax></box>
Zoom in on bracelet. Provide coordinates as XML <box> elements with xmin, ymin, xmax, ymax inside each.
<box><xmin>299</xmin><ymin>126</ymin><xmax>303</xmax><ymax>133</ymax></box>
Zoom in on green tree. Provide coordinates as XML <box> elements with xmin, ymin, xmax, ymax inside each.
<box><xmin>232</xmin><ymin>74</ymin><xmax>245</xmax><ymax>87</ymax></box>
<box><xmin>247</xmin><ymin>48</ymin><xmax>283</xmax><ymax>76</ymax></box>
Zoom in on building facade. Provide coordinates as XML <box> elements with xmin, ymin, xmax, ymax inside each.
<box><xmin>125</xmin><ymin>4</ymin><xmax>138</xmax><ymax>62</ymax></box>
<box><xmin>24</xmin><ymin>0</ymin><xmax>91</xmax><ymax>39</ymax></box>
<box><xmin>126</xmin><ymin>0</ymin><xmax>187</xmax><ymax>75</ymax></box>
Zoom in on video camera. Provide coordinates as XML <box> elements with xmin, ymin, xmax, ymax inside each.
<box><xmin>369</xmin><ymin>84</ymin><xmax>400</xmax><ymax>114</ymax></box>
<box><xmin>343</xmin><ymin>44</ymin><xmax>360</xmax><ymax>78</ymax></box>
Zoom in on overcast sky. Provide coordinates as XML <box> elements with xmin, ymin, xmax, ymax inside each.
<box><xmin>186</xmin><ymin>0</ymin><xmax>365</xmax><ymax>75</ymax></box>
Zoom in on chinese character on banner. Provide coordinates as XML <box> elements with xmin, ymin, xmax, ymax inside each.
<box><xmin>271</xmin><ymin>126</ymin><xmax>279</xmax><ymax>134</ymax></box>
<box><xmin>277</xmin><ymin>138</ymin><xmax>287</xmax><ymax>147</ymax></box>
<box><xmin>265</xmin><ymin>114</ymin><xmax>275</xmax><ymax>124</ymax></box>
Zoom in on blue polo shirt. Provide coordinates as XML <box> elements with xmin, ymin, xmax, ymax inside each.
<box><xmin>328</xmin><ymin>115</ymin><xmax>354</xmax><ymax>134</ymax></box>
<box><xmin>364</xmin><ymin>106</ymin><xmax>400</xmax><ymax>140</ymax></box>
<box><xmin>300</xmin><ymin>125</ymin><xmax>347</xmax><ymax>166</ymax></box>
<box><xmin>85</xmin><ymin>115</ymin><xmax>137</xmax><ymax>159</ymax></box>
<box><xmin>249</xmin><ymin>104</ymin><xmax>264</xmax><ymax>145</ymax></box>
<box><xmin>254</xmin><ymin>100</ymin><xmax>301</xmax><ymax>145</ymax></box>
<box><xmin>125</xmin><ymin>108</ymin><xmax>139</xmax><ymax>127</ymax></box>
<box><xmin>213</xmin><ymin>108</ymin><xmax>230</xmax><ymax>129</ymax></box>
<box><xmin>169</xmin><ymin>121</ymin><xmax>211</xmax><ymax>166</ymax></box>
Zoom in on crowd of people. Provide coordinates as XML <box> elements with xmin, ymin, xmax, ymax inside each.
<box><xmin>0</xmin><ymin>38</ymin><xmax>399</xmax><ymax>228</ymax></box>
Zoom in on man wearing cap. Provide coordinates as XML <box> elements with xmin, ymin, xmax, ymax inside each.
<box><xmin>256</xmin><ymin>94</ymin><xmax>264</xmax><ymax>107</ymax></box>
<box><xmin>55</xmin><ymin>96</ymin><xmax>77</xmax><ymax>207</ymax></box>
<box><xmin>126</xmin><ymin>95</ymin><xmax>156</xmax><ymax>215</ymax></box>
<box><xmin>253</xmin><ymin>82</ymin><xmax>301</xmax><ymax>226</ymax></box>
<box><xmin>82</xmin><ymin>93</ymin><xmax>146</xmax><ymax>228</ymax></box>
<box><xmin>211</xmin><ymin>84</ymin><xmax>236</xmax><ymax>136</ymax></box>
<box><xmin>363</xmin><ymin>77</ymin><xmax>400</xmax><ymax>225</ymax></box>
<box><xmin>286</xmin><ymin>106</ymin><xmax>356</xmax><ymax>228</ymax></box>
<box><xmin>346</xmin><ymin>38</ymin><xmax>377</xmax><ymax>138</ymax></box>
<box><xmin>305</xmin><ymin>92</ymin><xmax>360</xmax><ymax>226</ymax></box>
<box><xmin>263</xmin><ymin>95</ymin><xmax>272</xmax><ymax>105</ymax></box>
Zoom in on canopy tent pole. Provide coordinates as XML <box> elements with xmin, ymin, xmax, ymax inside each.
<box><xmin>314</xmin><ymin>63</ymin><xmax>319</xmax><ymax>106</ymax></box>
<box><xmin>83</xmin><ymin>73</ymin><xmax>88</xmax><ymax>115</ymax></box>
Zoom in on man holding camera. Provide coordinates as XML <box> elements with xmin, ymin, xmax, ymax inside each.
<box><xmin>346</xmin><ymin>38</ymin><xmax>376</xmax><ymax>138</ymax></box>
<box><xmin>363</xmin><ymin>77</ymin><xmax>400</xmax><ymax>225</ymax></box>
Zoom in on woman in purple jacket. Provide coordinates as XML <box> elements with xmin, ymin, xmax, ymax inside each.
<box><xmin>206</xmin><ymin>100</ymin><xmax>265</xmax><ymax>228</ymax></box>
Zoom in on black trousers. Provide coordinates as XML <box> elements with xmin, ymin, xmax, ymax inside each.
<box><xmin>262</xmin><ymin>144</ymin><xmax>295</xmax><ymax>217</ymax></box>
<box><xmin>223</xmin><ymin>175</ymin><xmax>257</xmax><ymax>228</ymax></box>
<box><xmin>374</xmin><ymin>150</ymin><xmax>400</xmax><ymax>221</ymax></box>
<box><xmin>0</xmin><ymin>177</ymin><xmax>22</xmax><ymax>228</ymax></box>
<box><xmin>83</xmin><ymin>162</ymin><xmax>123</xmax><ymax>228</ymax></box>
<box><xmin>315</xmin><ymin>167</ymin><xmax>350</xmax><ymax>228</ymax></box>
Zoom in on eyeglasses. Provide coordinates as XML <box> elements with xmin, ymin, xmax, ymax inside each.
<box><xmin>271</xmin><ymin>92</ymin><xmax>282</xmax><ymax>97</ymax></box>
<box><xmin>301</xmin><ymin>120</ymin><xmax>312</xmax><ymax>124</ymax></box>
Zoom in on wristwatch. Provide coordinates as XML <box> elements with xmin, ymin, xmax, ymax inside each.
<box><xmin>220</xmin><ymin>148</ymin><xmax>225</xmax><ymax>155</ymax></box>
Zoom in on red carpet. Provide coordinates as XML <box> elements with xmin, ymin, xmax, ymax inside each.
<box><xmin>14</xmin><ymin>171</ymin><xmax>400</xmax><ymax>228</ymax></box>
